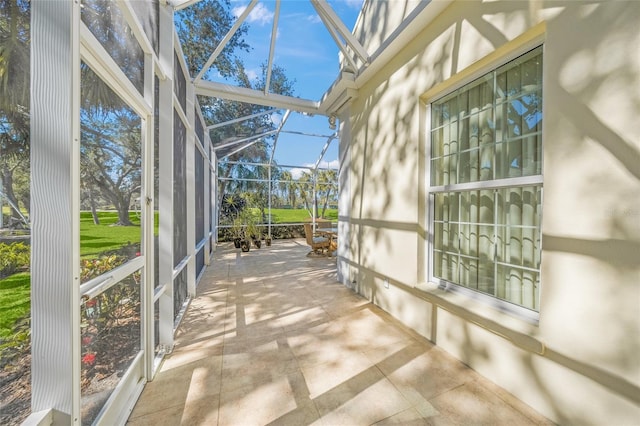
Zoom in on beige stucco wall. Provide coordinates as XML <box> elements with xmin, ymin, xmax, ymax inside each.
<box><xmin>342</xmin><ymin>1</ymin><xmax>640</xmax><ymax>424</ymax></box>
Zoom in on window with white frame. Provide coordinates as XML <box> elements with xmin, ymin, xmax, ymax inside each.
<box><xmin>429</xmin><ymin>46</ymin><xmax>543</xmax><ymax>313</ymax></box>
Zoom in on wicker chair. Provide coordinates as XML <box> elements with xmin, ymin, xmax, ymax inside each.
<box><xmin>303</xmin><ymin>222</ymin><xmax>330</xmax><ymax>255</ymax></box>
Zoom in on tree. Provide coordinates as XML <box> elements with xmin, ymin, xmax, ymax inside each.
<box><xmin>277</xmin><ymin>170</ymin><xmax>298</xmax><ymax>209</ymax></box>
<box><xmin>317</xmin><ymin>169</ymin><xmax>338</xmax><ymax>218</ymax></box>
<box><xmin>175</xmin><ymin>0</ymin><xmax>250</xmax><ymax>79</ymax></box>
<box><xmin>297</xmin><ymin>171</ymin><xmax>314</xmax><ymax>217</ymax></box>
<box><xmin>177</xmin><ymin>2</ymin><xmax>298</xmax><ymax>229</ymax></box>
<box><xmin>0</xmin><ymin>0</ymin><xmax>30</xmax><ymax>222</ymax></box>
<box><xmin>207</xmin><ymin>62</ymin><xmax>296</xmax><ymax>212</ymax></box>
<box><xmin>80</xmin><ymin>104</ymin><xmax>141</xmax><ymax>226</ymax></box>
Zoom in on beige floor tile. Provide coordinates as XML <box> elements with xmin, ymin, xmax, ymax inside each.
<box><xmin>429</xmin><ymin>379</ymin><xmax>546</xmax><ymax>425</ymax></box>
<box><xmin>376</xmin><ymin>342</ymin><xmax>475</xmax><ymax>403</ymax></box>
<box><xmin>287</xmin><ymin>330</ymin><xmax>368</xmax><ymax>368</ymax></box>
<box><xmin>313</xmin><ymin>374</ymin><xmax>412</xmax><ymax>425</ymax></box>
<box><xmin>127</xmin><ymin>403</ymin><xmax>187</xmax><ymax>425</ymax></box>
<box><xmin>180</xmin><ymin>396</ymin><xmax>219</xmax><ymax>425</ymax></box>
<box><xmin>130</xmin><ymin>356</ymin><xmax>221</xmax><ymax>419</ymax></box>
<box><xmin>373</xmin><ymin>407</ymin><xmax>435</xmax><ymax>425</ymax></box>
<box><xmin>300</xmin><ymin>350</ymin><xmax>377</xmax><ymax>398</ymax></box>
<box><xmin>220</xmin><ymin>339</ymin><xmax>299</xmax><ymax>394</ymax></box>
<box><xmin>129</xmin><ymin>240</ymin><xmax>551</xmax><ymax>426</ymax></box>
<box><xmin>217</xmin><ymin>375</ymin><xmax>299</xmax><ymax>425</ymax></box>
<box><xmin>271</xmin><ymin>305</ymin><xmax>332</xmax><ymax>332</ymax></box>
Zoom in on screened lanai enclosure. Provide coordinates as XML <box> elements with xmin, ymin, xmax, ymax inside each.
<box><xmin>3</xmin><ymin>0</ymin><xmax>640</xmax><ymax>425</ymax></box>
<box><xmin>5</xmin><ymin>0</ymin><xmax>347</xmax><ymax>424</ymax></box>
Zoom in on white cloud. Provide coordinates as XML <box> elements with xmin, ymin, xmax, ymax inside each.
<box><xmin>321</xmin><ymin>159</ymin><xmax>340</xmax><ymax>170</ymax></box>
<box><xmin>290</xmin><ymin>168</ymin><xmax>307</xmax><ymax>180</ymax></box>
<box><xmin>232</xmin><ymin>3</ymin><xmax>274</xmax><ymax>26</ymax></box>
<box><xmin>289</xmin><ymin>160</ymin><xmax>338</xmax><ymax>179</ymax></box>
<box><xmin>246</xmin><ymin>68</ymin><xmax>259</xmax><ymax>81</ymax></box>
<box><xmin>306</xmin><ymin>14</ymin><xmax>322</xmax><ymax>24</ymax></box>
<box><xmin>342</xmin><ymin>0</ymin><xmax>363</xmax><ymax>10</ymax></box>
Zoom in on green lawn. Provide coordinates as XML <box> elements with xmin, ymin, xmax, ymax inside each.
<box><xmin>0</xmin><ymin>273</ymin><xmax>30</xmax><ymax>341</ymax></box>
<box><xmin>267</xmin><ymin>208</ymin><xmax>337</xmax><ymax>223</ymax></box>
<box><xmin>79</xmin><ymin>211</ymin><xmax>145</xmax><ymax>258</ymax></box>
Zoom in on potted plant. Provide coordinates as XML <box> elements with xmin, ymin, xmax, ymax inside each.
<box><xmin>231</xmin><ymin>217</ymin><xmax>243</xmax><ymax>249</ymax></box>
<box><xmin>246</xmin><ymin>220</ymin><xmax>261</xmax><ymax>248</ymax></box>
<box><xmin>240</xmin><ymin>209</ymin><xmax>260</xmax><ymax>250</ymax></box>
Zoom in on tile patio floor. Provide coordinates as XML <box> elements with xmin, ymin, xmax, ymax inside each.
<box><xmin>127</xmin><ymin>239</ymin><xmax>553</xmax><ymax>426</ymax></box>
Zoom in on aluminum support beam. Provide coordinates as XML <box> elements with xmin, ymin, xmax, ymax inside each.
<box><xmin>264</xmin><ymin>0</ymin><xmax>281</xmax><ymax>95</ymax></box>
<box><xmin>315</xmin><ymin>12</ymin><xmax>359</xmax><ymax>72</ymax></box>
<box><xmin>193</xmin><ymin>0</ymin><xmax>258</xmax><ymax>82</ymax></box>
<box><xmin>207</xmin><ymin>108</ymin><xmax>278</xmax><ymax>130</ymax></box>
<box><xmin>314</xmin><ymin>134</ymin><xmax>337</xmax><ymax>171</ymax></box>
<box><xmin>213</xmin><ymin>129</ymin><xmax>278</xmax><ymax>151</ymax></box>
<box><xmin>269</xmin><ymin>110</ymin><xmax>291</xmax><ymax>165</ymax></box>
<box><xmin>31</xmin><ymin>1</ymin><xmax>80</xmax><ymax>422</ymax></box>
<box><xmin>169</xmin><ymin>0</ymin><xmax>203</xmax><ymax>11</ymax></box>
<box><xmin>310</xmin><ymin>0</ymin><xmax>369</xmax><ymax>65</ymax></box>
<box><xmin>158</xmin><ymin>2</ymin><xmax>175</xmax><ymax>357</ymax></box>
<box><xmin>195</xmin><ymin>80</ymin><xmax>321</xmax><ymax>115</ymax></box>
<box><xmin>221</xmin><ymin>139</ymin><xmax>263</xmax><ymax>159</ymax></box>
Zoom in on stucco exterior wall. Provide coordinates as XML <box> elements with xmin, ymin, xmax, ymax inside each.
<box><xmin>342</xmin><ymin>1</ymin><xmax>640</xmax><ymax>424</ymax></box>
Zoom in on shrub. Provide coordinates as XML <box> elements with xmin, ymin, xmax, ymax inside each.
<box><xmin>0</xmin><ymin>243</ymin><xmax>30</xmax><ymax>279</ymax></box>
<box><xmin>80</xmin><ymin>254</ymin><xmax>127</xmax><ymax>282</ymax></box>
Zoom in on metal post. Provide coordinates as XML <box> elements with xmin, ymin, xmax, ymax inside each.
<box><xmin>31</xmin><ymin>1</ymin><xmax>80</xmax><ymax>422</ymax></box>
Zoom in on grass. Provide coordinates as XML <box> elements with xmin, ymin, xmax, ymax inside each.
<box><xmin>79</xmin><ymin>211</ymin><xmax>145</xmax><ymax>258</ymax></box>
<box><xmin>1</xmin><ymin>211</ymin><xmax>143</xmax><ymax>346</ymax></box>
<box><xmin>264</xmin><ymin>208</ymin><xmax>338</xmax><ymax>223</ymax></box>
<box><xmin>0</xmin><ymin>273</ymin><xmax>30</xmax><ymax>341</ymax></box>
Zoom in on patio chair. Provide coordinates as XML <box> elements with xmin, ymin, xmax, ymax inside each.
<box><xmin>303</xmin><ymin>222</ymin><xmax>330</xmax><ymax>255</ymax></box>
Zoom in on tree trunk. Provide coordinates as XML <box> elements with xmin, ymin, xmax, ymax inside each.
<box><xmin>115</xmin><ymin>198</ymin><xmax>133</xmax><ymax>226</ymax></box>
<box><xmin>2</xmin><ymin>166</ymin><xmax>21</xmax><ymax>219</ymax></box>
<box><xmin>89</xmin><ymin>190</ymin><xmax>100</xmax><ymax>224</ymax></box>
<box><xmin>320</xmin><ymin>187</ymin><xmax>332</xmax><ymax>218</ymax></box>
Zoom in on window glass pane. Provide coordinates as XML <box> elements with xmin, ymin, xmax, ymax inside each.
<box><xmin>80</xmin><ymin>272</ymin><xmax>141</xmax><ymax>423</ymax></box>
<box><xmin>431</xmin><ymin>158</ymin><xmax>443</xmax><ymax>186</ymax></box>
<box><xmin>431</xmin><ymin>48</ymin><xmax>542</xmax><ymax>185</ymax></box>
<box><xmin>80</xmin><ymin>63</ymin><xmax>142</xmax><ymax>282</ymax></box>
<box><xmin>81</xmin><ymin>0</ymin><xmax>144</xmax><ymax>94</ymax></box>
<box><xmin>431</xmin><ymin>127</ymin><xmax>443</xmax><ymax>158</ymax></box>
<box><xmin>433</xmin><ymin>251</ymin><xmax>443</xmax><ymax>278</ymax></box>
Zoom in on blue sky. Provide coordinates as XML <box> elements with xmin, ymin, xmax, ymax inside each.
<box><xmin>215</xmin><ymin>0</ymin><xmax>362</xmax><ymax>175</ymax></box>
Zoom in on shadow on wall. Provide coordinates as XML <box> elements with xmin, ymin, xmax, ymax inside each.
<box><xmin>346</xmin><ymin>1</ymin><xmax>640</xmax><ymax>424</ymax></box>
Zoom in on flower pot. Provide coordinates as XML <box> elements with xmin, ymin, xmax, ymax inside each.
<box><xmin>265</xmin><ymin>237</ymin><xmax>272</xmax><ymax>246</ymax></box>
<box><xmin>240</xmin><ymin>240</ymin><xmax>250</xmax><ymax>252</ymax></box>
<box><xmin>233</xmin><ymin>238</ymin><xmax>241</xmax><ymax>249</ymax></box>
<box><xmin>253</xmin><ymin>239</ymin><xmax>262</xmax><ymax>249</ymax></box>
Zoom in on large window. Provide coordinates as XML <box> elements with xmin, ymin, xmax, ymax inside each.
<box><xmin>429</xmin><ymin>46</ymin><xmax>543</xmax><ymax>314</ymax></box>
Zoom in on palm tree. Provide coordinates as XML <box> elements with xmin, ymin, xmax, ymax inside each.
<box><xmin>317</xmin><ymin>169</ymin><xmax>338</xmax><ymax>218</ymax></box>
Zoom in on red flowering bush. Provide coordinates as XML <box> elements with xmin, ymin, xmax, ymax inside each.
<box><xmin>82</xmin><ymin>353</ymin><xmax>96</xmax><ymax>366</ymax></box>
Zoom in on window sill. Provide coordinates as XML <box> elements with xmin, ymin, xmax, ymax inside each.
<box><xmin>413</xmin><ymin>281</ymin><xmax>545</xmax><ymax>355</ymax></box>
